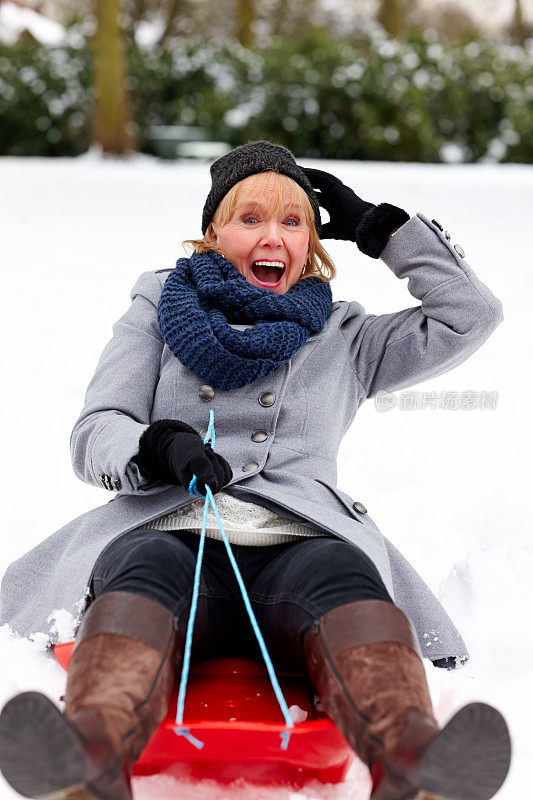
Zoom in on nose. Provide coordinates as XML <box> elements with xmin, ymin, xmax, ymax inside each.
<box><xmin>259</xmin><ymin>218</ymin><xmax>283</xmax><ymax>247</ymax></box>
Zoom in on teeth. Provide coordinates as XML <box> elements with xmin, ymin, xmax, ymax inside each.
<box><xmin>253</xmin><ymin>261</ymin><xmax>285</xmax><ymax>269</ymax></box>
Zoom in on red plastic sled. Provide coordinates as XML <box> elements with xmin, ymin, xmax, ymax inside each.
<box><xmin>54</xmin><ymin>642</ymin><xmax>354</xmax><ymax>786</ymax></box>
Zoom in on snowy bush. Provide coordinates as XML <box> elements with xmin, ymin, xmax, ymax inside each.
<box><xmin>233</xmin><ymin>27</ymin><xmax>532</xmax><ymax>163</ymax></box>
<box><xmin>0</xmin><ymin>26</ymin><xmax>531</xmax><ymax>162</ymax></box>
<box><xmin>127</xmin><ymin>37</ymin><xmax>260</xmax><ymax>151</ymax></box>
<box><xmin>0</xmin><ymin>38</ymin><xmax>91</xmax><ymax>156</ymax></box>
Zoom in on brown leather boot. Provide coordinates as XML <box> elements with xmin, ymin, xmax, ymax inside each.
<box><xmin>304</xmin><ymin>600</ymin><xmax>511</xmax><ymax>800</ymax></box>
<box><xmin>0</xmin><ymin>591</ymin><xmax>183</xmax><ymax>800</ymax></box>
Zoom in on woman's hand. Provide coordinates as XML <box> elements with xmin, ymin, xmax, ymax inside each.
<box><xmin>303</xmin><ymin>167</ymin><xmax>374</xmax><ymax>241</ymax></box>
<box><xmin>136</xmin><ymin>419</ymin><xmax>233</xmax><ymax>495</ymax></box>
<box><xmin>303</xmin><ymin>166</ymin><xmax>410</xmax><ymax>258</ymax></box>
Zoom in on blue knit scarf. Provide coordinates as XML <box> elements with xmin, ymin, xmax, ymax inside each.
<box><xmin>158</xmin><ymin>250</ymin><xmax>333</xmax><ymax>390</ymax></box>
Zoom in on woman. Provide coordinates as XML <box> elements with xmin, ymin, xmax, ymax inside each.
<box><xmin>0</xmin><ymin>141</ymin><xmax>510</xmax><ymax>800</ymax></box>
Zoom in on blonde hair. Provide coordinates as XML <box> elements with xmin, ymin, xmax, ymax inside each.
<box><xmin>182</xmin><ymin>171</ymin><xmax>336</xmax><ymax>282</ymax></box>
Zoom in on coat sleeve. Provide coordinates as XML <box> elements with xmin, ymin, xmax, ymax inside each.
<box><xmin>338</xmin><ymin>213</ymin><xmax>504</xmax><ymax>399</ymax></box>
<box><xmin>69</xmin><ymin>270</ymin><xmax>167</xmax><ymax>495</ymax></box>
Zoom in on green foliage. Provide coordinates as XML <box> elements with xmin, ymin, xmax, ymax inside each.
<box><xmin>0</xmin><ymin>39</ymin><xmax>91</xmax><ymax>156</ymax></box>
<box><xmin>126</xmin><ymin>38</ymin><xmax>256</xmax><ymax>149</ymax></box>
<box><xmin>0</xmin><ymin>26</ymin><xmax>531</xmax><ymax>163</ymax></box>
<box><xmin>232</xmin><ymin>27</ymin><xmax>532</xmax><ymax>163</ymax></box>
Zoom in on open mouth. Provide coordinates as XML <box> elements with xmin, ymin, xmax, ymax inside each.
<box><xmin>251</xmin><ymin>260</ymin><xmax>286</xmax><ymax>288</ymax></box>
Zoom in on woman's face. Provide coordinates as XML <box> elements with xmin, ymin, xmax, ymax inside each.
<box><xmin>211</xmin><ymin>174</ymin><xmax>310</xmax><ymax>294</ymax></box>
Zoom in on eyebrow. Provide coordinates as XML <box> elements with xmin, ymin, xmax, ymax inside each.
<box><xmin>235</xmin><ymin>201</ymin><xmax>303</xmax><ymax>213</ymax></box>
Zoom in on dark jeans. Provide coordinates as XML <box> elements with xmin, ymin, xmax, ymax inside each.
<box><xmin>90</xmin><ymin>528</ymin><xmax>393</xmax><ymax>672</ymax></box>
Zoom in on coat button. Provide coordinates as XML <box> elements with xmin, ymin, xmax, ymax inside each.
<box><xmin>444</xmin><ymin>230</ymin><xmax>451</xmax><ymax>241</ymax></box>
<box><xmin>198</xmin><ymin>384</ymin><xmax>214</xmax><ymax>401</ymax></box>
<box><xmin>242</xmin><ymin>461</ymin><xmax>259</xmax><ymax>472</ymax></box>
<box><xmin>259</xmin><ymin>392</ymin><xmax>275</xmax><ymax>407</ymax></box>
<box><xmin>251</xmin><ymin>430</ymin><xmax>268</xmax><ymax>443</ymax></box>
<box><xmin>352</xmin><ymin>501</ymin><xmax>367</xmax><ymax>514</ymax></box>
<box><xmin>431</xmin><ymin>219</ymin><xmax>443</xmax><ymax>231</ymax></box>
<box><xmin>100</xmin><ymin>474</ymin><xmax>118</xmax><ymax>491</ymax></box>
<box><xmin>454</xmin><ymin>244</ymin><xmax>465</xmax><ymax>258</ymax></box>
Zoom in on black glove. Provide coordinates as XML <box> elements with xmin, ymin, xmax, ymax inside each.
<box><xmin>303</xmin><ymin>167</ymin><xmax>410</xmax><ymax>258</ymax></box>
<box><xmin>303</xmin><ymin>167</ymin><xmax>374</xmax><ymax>240</ymax></box>
<box><xmin>135</xmin><ymin>419</ymin><xmax>233</xmax><ymax>495</ymax></box>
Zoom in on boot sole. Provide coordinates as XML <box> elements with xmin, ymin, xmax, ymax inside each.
<box><xmin>413</xmin><ymin>702</ymin><xmax>511</xmax><ymax>800</ymax></box>
<box><xmin>0</xmin><ymin>691</ymin><xmax>101</xmax><ymax>800</ymax></box>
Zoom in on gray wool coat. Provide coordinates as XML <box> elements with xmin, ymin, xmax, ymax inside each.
<box><xmin>0</xmin><ymin>213</ymin><xmax>503</xmax><ymax>663</ymax></box>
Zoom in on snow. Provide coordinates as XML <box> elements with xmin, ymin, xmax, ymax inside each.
<box><xmin>0</xmin><ymin>153</ymin><xmax>531</xmax><ymax>799</ymax></box>
<box><xmin>0</xmin><ymin>1</ymin><xmax>65</xmax><ymax>46</ymax></box>
<box><xmin>134</xmin><ymin>18</ymin><xmax>166</xmax><ymax>49</ymax></box>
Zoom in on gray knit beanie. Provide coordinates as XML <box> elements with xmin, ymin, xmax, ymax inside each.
<box><xmin>201</xmin><ymin>140</ymin><xmax>322</xmax><ymax>235</ymax></box>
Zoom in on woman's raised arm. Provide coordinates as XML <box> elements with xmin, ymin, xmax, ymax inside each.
<box><xmin>69</xmin><ymin>270</ymin><xmax>166</xmax><ymax>495</ymax></box>
<box><xmin>338</xmin><ymin>213</ymin><xmax>504</xmax><ymax>399</ymax></box>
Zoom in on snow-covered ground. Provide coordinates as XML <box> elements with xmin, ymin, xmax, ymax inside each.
<box><xmin>0</xmin><ymin>153</ymin><xmax>531</xmax><ymax>799</ymax></box>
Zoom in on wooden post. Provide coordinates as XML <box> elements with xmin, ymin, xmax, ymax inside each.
<box><xmin>377</xmin><ymin>0</ymin><xmax>403</xmax><ymax>38</ymax></box>
<box><xmin>511</xmin><ymin>0</ymin><xmax>527</xmax><ymax>47</ymax></box>
<box><xmin>236</xmin><ymin>0</ymin><xmax>255</xmax><ymax>48</ymax></box>
<box><xmin>92</xmin><ymin>0</ymin><xmax>135</xmax><ymax>154</ymax></box>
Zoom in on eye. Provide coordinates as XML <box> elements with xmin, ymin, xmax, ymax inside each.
<box><xmin>242</xmin><ymin>216</ymin><xmax>259</xmax><ymax>224</ymax></box>
<box><xmin>284</xmin><ymin>217</ymin><xmax>301</xmax><ymax>226</ymax></box>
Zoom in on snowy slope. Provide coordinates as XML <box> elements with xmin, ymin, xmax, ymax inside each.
<box><xmin>0</xmin><ymin>153</ymin><xmax>531</xmax><ymax>799</ymax></box>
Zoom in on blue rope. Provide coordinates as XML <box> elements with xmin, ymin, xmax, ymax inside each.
<box><xmin>173</xmin><ymin>487</ymin><xmax>208</xmax><ymax>749</ymax></box>
<box><xmin>174</xmin><ymin>410</ymin><xmax>294</xmax><ymax>751</ymax></box>
<box><xmin>204</xmin><ymin>483</ymin><xmax>295</xmax><ymax>750</ymax></box>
